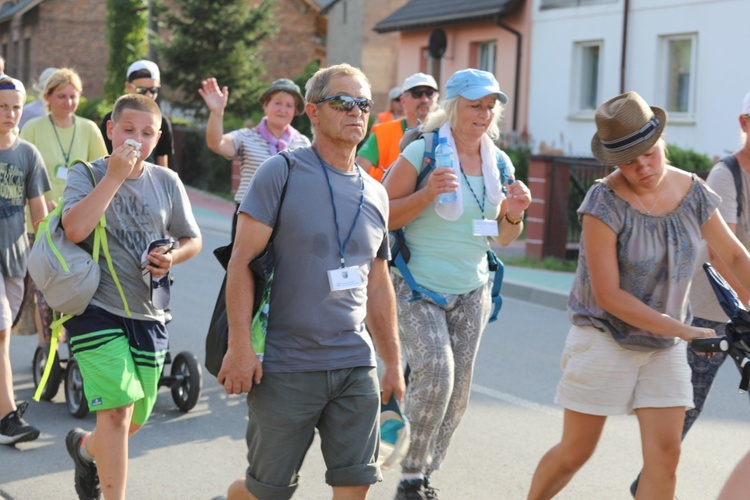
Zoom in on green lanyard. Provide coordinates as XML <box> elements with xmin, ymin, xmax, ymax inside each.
<box><xmin>49</xmin><ymin>115</ymin><xmax>77</xmax><ymax>167</ymax></box>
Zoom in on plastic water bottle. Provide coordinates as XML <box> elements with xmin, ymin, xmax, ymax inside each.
<box><xmin>435</xmin><ymin>137</ymin><xmax>457</xmax><ymax>204</ymax></box>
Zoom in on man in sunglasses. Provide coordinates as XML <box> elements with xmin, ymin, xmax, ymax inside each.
<box><xmin>99</xmin><ymin>60</ymin><xmax>174</xmax><ymax>168</ymax></box>
<box><xmin>357</xmin><ymin>72</ymin><xmax>439</xmax><ymax>182</ymax></box>
<box><xmin>218</xmin><ymin>63</ymin><xmax>405</xmax><ymax>500</ymax></box>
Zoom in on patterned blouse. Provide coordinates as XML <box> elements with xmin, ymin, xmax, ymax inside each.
<box><xmin>568</xmin><ymin>175</ymin><xmax>720</xmax><ymax>351</ymax></box>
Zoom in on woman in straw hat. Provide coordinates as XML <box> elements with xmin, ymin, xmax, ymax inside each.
<box><xmin>199</xmin><ymin>77</ymin><xmax>310</xmax><ymax>238</ymax></box>
<box><xmin>527</xmin><ymin>91</ymin><xmax>750</xmax><ymax>500</ymax></box>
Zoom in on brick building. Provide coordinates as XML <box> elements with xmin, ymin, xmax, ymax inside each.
<box><xmin>0</xmin><ymin>0</ymin><xmax>108</xmax><ymax>97</ymax></box>
<box><xmin>0</xmin><ymin>0</ymin><xmax>327</xmax><ymax>100</ymax></box>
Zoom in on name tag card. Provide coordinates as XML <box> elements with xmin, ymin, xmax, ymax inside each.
<box><xmin>55</xmin><ymin>166</ymin><xmax>68</xmax><ymax>180</ymax></box>
<box><xmin>328</xmin><ymin>265</ymin><xmax>363</xmax><ymax>291</ymax></box>
<box><xmin>473</xmin><ymin>219</ymin><xmax>498</xmax><ymax>237</ymax></box>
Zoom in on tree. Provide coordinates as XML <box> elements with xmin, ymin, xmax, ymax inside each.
<box><xmin>104</xmin><ymin>0</ymin><xmax>150</xmax><ymax>102</ymax></box>
<box><xmin>155</xmin><ymin>0</ymin><xmax>277</xmax><ymax>119</ymax></box>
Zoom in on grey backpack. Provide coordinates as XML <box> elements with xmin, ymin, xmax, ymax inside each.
<box><xmin>28</xmin><ymin>161</ymin><xmax>129</xmax><ymax>317</ymax></box>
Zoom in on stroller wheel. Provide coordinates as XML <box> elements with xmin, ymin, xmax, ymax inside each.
<box><xmin>65</xmin><ymin>358</ymin><xmax>89</xmax><ymax>418</ymax></box>
<box><xmin>32</xmin><ymin>343</ymin><xmax>62</xmax><ymax>401</ymax></box>
<box><xmin>170</xmin><ymin>352</ymin><xmax>202</xmax><ymax>412</ymax></box>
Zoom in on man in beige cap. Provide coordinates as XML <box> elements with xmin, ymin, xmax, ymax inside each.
<box><xmin>357</xmin><ymin>72</ymin><xmax>438</xmax><ymax>182</ymax></box>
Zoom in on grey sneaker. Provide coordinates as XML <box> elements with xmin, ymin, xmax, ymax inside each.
<box><xmin>66</xmin><ymin>428</ymin><xmax>101</xmax><ymax>500</ymax></box>
<box><xmin>395</xmin><ymin>479</ymin><xmax>427</xmax><ymax>500</ymax></box>
<box><xmin>0</xmin><ymin>401</ymin><xmax>40</xmax><ymax>445</ymax></box>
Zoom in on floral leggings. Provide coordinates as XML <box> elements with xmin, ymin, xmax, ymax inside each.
<box><xmin>392</xmin><ymin>273</ymin><xmax>491</xmax><ymax>476</ymax></box>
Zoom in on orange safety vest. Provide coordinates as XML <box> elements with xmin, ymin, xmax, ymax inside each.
<box><xmin>376</xmin><ymin>111</ymin><xmax>394</xmax><ymax>124</ymax></box>
<box><xmin>368</xmin><ymin>118</ymin><xmax>405</xmax><ymax>182</ymax></box>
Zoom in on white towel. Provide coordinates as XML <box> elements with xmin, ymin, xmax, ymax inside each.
<box><xmin>434</xmin><ymin>123</ymin><xmax>507</xmax><ymax>221</ymax></box>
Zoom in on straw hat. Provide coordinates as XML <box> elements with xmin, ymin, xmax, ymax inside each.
<box><xmin>591</xmin><ymin>91</ymin><xmax>667</xmax><ymax>166</ymax></box>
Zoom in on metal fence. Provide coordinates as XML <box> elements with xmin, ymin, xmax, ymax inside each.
<box><xmin>545</xmin><ymin>157</ymin><xmax>607</xmax><ymax>259</ymax></box>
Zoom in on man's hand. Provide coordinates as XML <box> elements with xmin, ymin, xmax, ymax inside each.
<box><xmin>217</xmin><ymin>343</ymin><xmax>263</xmax><ymax>395</ymax></box>
<box><xmin>380</xmin><ymin>365</ymin><xmax>406</xmax><ymax>405</ymax></box>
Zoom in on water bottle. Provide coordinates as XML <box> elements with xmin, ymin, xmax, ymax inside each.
<box><xmin>435</xmin><ymin>137</ymin><xmax>457</xmax><ymax>204</ymax></box>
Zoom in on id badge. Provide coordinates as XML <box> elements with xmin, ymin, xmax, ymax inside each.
<box><xmin>55</xmin><ymin>165</ymin><xmax>68</xmax><ymax>180</ymax></box>
<box><xmin>473</xmin><ymin>219</ymin><xmax>498</xmax><ymax>237</ymax></box>
<box><xmin>327</xmin><ymin>265</ymin><xmax>362</xmax><ymax>291</ymax></box>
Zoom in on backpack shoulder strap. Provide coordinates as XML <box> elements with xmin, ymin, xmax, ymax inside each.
<box><xmin>70</xmin><ymin>159</ymin><xmax>131</xmax><ymax>317</ymax></box>
<box><xmin>721</xmin><ymin>155</ymin><xmax>743</xmax><ymax>218</ymax></box>
<box><xmin>415</xmin><ymin>131</ymin><xmax>439</xmax><ymax>190</ymax></box>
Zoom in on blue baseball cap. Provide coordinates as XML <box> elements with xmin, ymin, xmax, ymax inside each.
<box><xmin>445</xmin><ymin>69</ymin><xmax>507</xmax><ymax>104</ymax></box>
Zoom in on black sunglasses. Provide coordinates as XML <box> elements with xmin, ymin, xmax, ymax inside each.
<box><xmin>409</xmin><ymin>88</ymin><xmax>436</xmax><ymax>99</ymax></box>
<box><xmin>133</xmin><ymin>85</ymin><xmax>161</xmax><ymax>95</ymax></box>
<box><xmin>315</xmin><ymin>94</ymin><xmax>373</xmax><ymax>113</ymax></box>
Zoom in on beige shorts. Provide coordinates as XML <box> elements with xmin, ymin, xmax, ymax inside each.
<box><xmin>554</xmin><ymin>325</ymin><xmax>693</xmax><ymax>416</ymax></box>
<box><xmin>0</xmin><ymin>276</ymin><xmax>24</xmax><ymax>331</ymax></box>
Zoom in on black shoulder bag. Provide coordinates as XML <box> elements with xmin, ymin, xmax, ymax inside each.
<box><xmin>205</xmin><ymin>152</ymin><xmax>292</xmax><ymax>377</ymax></box>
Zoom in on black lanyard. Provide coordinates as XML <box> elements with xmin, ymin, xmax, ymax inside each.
<box><xmin>49</xmin><ymin>115</ymin><xmax>76</xmax><ymax>167</ymax></box>
<box><xmin>459</xmin><ymin>161</ymin><xmax>486</xmax><ymax>216</ymax></box>
<box><xmin>313</xmin><ymin>148</ymin><xmax>365</xmax><ymax>268</ymax></box>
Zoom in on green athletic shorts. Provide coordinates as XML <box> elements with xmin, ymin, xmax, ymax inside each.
<box><xmin>65</xmin><ymin>305</ymin><xmax>168</xmax><ymax>426</ymax></box>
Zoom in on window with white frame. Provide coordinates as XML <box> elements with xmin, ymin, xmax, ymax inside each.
<box><xmin>478</xmin><ymin>41</ymin><xmax>496</xmax><ymax>75</ymax></box>
<box><xmin>572</xmin><ymin>40</ymin><xmax>602</xmax><ymax>113</ymax></box>
<box><xmin>661</xmin><ymin>34</ymin><xmax>696</xmax><ymax>115</ymax></box>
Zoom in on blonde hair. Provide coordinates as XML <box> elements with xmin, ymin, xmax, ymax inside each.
<box><xmin>43</xmin><ymin>68</ymin><xmax>82</xmax><ymax>98</ymax></box>
<box><xmin>421</xmin><ymin>96</ymin><xmax>504</xmax><ymax>141</ymax></box>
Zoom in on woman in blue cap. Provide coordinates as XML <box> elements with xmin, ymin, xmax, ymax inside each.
<box><xmin>384</xmin><ymin>68</ymin><xmax>531</xmax><ymax>499</ymax></box>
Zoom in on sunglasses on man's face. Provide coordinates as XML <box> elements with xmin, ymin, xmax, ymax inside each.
<box><xmin>409</xmin><ymin>88</ymin><xmax>436</xmax><ymax>99</ymax></box>
<box><xmin>315</xmin><ymin>95</ymin><xmax>373</xmax><ymax>113</ymax></box>
<box><xmin>133</xmin><ymin>86</ymin><xmax>161</xmax><ymax>95</ymax></box>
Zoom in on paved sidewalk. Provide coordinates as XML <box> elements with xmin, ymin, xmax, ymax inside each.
<box><xmin>186</xmin><ymin>186</ymin><xmax>573</xmax><ymax>311</ymax></box>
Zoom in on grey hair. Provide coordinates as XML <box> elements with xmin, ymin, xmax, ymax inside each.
<box><xmin>304</xmin><ymin>63</ymin><xmax>370</xmax><ymax>105</ymax></box>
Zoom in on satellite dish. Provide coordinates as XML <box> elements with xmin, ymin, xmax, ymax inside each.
<box><xmin>428</xmin><ymin>29</ymin><xmax>446</xmax><ymax>59</ymax></box>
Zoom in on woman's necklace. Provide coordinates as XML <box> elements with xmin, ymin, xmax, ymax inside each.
<box><xmin>633</xmin><ymin>178</ymin><xmax>666</xmax><ymax>215</ymax></box>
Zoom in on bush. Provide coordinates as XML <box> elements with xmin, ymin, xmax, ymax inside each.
<box><xmin>76</xmin><ymin>97</ymin><xmax>113</xmax><ymax>124</ymax></box>
<box><xmin>176</xmin><ymin>125</ymin><xmax>233</xmax><ymax>195</ymax></box>
<box><xmin>498</xmin><ymin>130</ymin><xmax>533</xmax><ymax>184</ymax></box>
<box><xmin>666</xmin><ymin>143</ymin><xmax>712</xmax><ymax>174</ymax></box>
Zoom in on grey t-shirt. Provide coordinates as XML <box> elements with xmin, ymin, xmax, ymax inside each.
<box><xmin>690</xmin><ymin>161</ymin><xmax>750</xmax><ymax>322</ymax></box>
<box><xmin>62</xmin><ymin>158</ymin><xmax>201</xmax><ymax>321</ymax></box>
<box><xmin>0</xmin><ymin>138</ymin><xmax>50</xmax><ymax>278</ymax></box>
<box><xmin>239</xmin><ymin>147</ymin><xmax>390</xmax><ymax>372</ymax></box>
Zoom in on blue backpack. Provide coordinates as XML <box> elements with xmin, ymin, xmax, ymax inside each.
<box><xmin>389</xmin><ymin>130</ymin><xmax>509</xmax><ymax>323</ymax></box>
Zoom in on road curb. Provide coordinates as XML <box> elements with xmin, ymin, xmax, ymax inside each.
<box><xmin>502</xmin><ymin>279</ymin><xmax>568</xmax><ymax>311</ymax></box>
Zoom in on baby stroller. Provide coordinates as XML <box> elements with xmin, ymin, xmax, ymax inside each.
<box><xmin>32</xmin><ymin>311</ymin><xmax>202</xmax><ymax>418</ymax></box>
<box><xmin>691</xmin><ymin>263</ymin><xmax>750</xmax><ymax>392</ymax></box>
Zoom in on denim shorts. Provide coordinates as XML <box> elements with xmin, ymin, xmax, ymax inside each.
<box><xmin>243</xmin><ymin>367</ymin><xmax>382</xmax><ymax>500</ymax></box>
<box><xmin>555</xmin><ymin>325</ymin><xmax>693</xmax><ymax>416</ymax></box>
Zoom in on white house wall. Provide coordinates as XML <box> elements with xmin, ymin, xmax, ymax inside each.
<box><xmin>529</xmin><ymin>0</ymin><xmax>749</xmax><ymax>160</ymax></box>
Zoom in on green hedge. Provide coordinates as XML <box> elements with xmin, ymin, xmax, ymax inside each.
<box><xmin>176</xmin><ymin>125</ymin><xmax>233</xmax><ymax>195</ymax></box>
<box><xmin>666</xmin><ymin>143</ymin><xmax>712</xmax><ymax>174</ymax></box>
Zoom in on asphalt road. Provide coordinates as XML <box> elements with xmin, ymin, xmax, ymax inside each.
<box><xmin>2</xmin><ymin>224</ymin><xmax>749</xmax><ymax>499</ymax></box>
